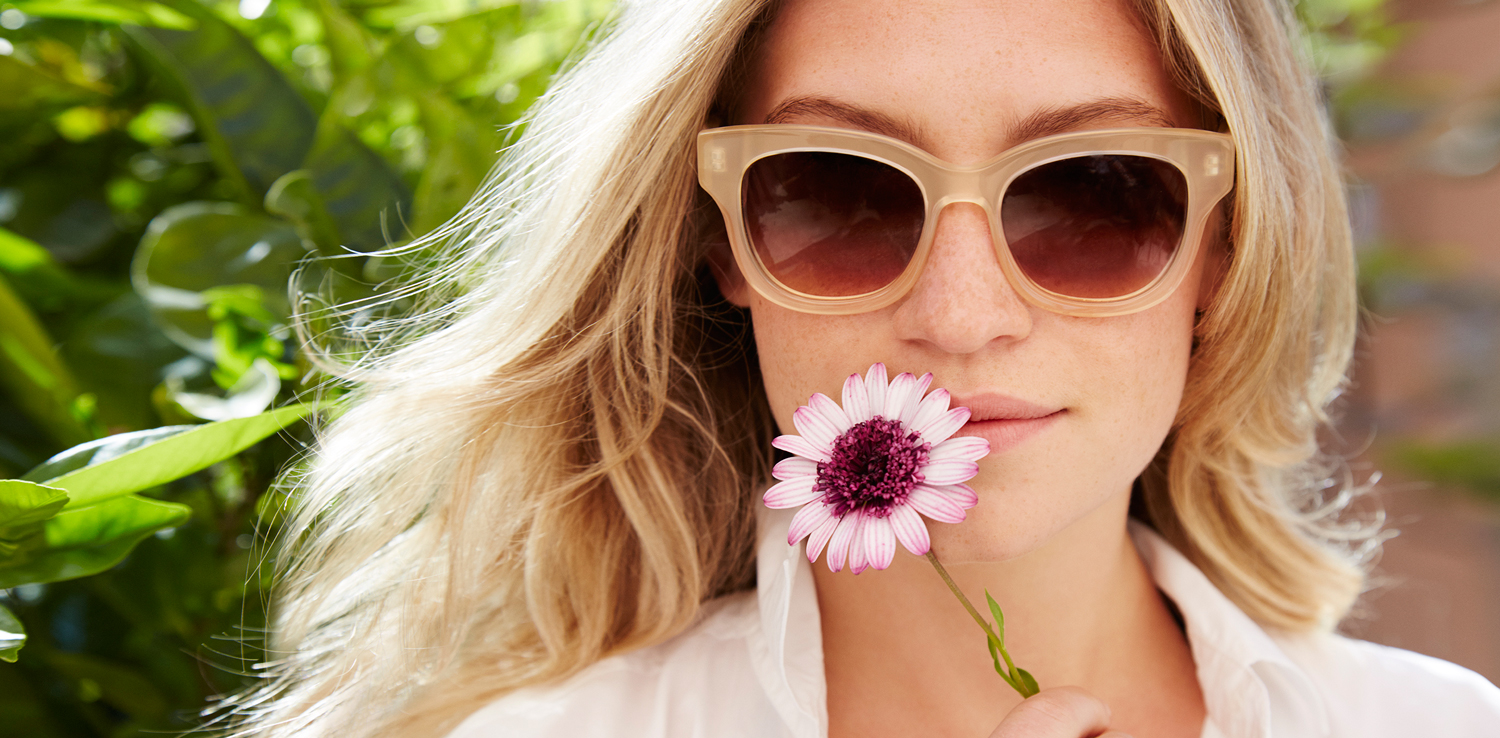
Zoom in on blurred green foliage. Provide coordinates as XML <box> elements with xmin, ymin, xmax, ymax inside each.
<box><xmin>0</xmin><ymin>0</ymin><xmax>609</xmax><ymax>734</ymax></box>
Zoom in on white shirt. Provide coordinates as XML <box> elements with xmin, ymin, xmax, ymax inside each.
<box><xmin>447</xmin><ymin>510</ymin><xmax>1500</xmax><ymax>737</ymax></box>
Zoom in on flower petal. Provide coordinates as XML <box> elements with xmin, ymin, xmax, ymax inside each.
<box><xmin>865</xmin><ymin>515</ymin><xmax>897</xmax><ymax>570</ymax></box>
<box><xmin>929</xmin><ymin>436</ymin><xmax>990</xmax><ymax>462</ymax></box>
<box><xmin>916</xmin><ymin>407</ymin><xmax>972</xmax><ymax>445</ymax></box>
<box><xmin>809</xmin><ymin>392</ymin><xmax>850</xmax><ymax>433</ymax></box>
<box><xmin>842</xmin><ymin>373</ymin><xmax>870</xmax><ymax>423</ymax></box>
<box><xmin>765</xmin><ymin>476</ymin><xmax>821</xmax><ymax>509</ymax></box>
<box><xmin>921</xmin><ymin>458</ymin><xmax>980</xmax><ymax>485</ymax></box>
<box><xmin>885</xmin><ymin>372</ymin><xmax>919</xmax><ymax>425</ymax></box>
<box><xmin>772</xmin><ymin>456</ymin><xmax>820</xmax><ymax>481</ymax></box>
<box><xmin>909</xmin><ymin>388</ymin><xmax>951</xmax><ymax>434</ymax></box>
<box><xmin>866</xmin><ymin>363</ymin><xmax>888</xmax><ymax>418</ymax></box>
<box><xmin>930</xmin><ymin>483</ymin><xmax>979</xmax><ymax>508</ymax></box>
<box><xmin>908</xmin><ymin>485</ymin><xmax>968</xmax><ymax>523</ymax></box>
<box><xmin>772</xmin><ymin>433</ymin><xmax>830</xmax><ymax>462</ymax></box>
<box><xmin>793</xmin><ymin>405</ymin><xmax>840</xmax><ymax>451</ymax></box>
<box><xmin>788</xmin><ymin>501</ymin><xmax>835</xmax><ymax>544</ymax></box>
<box><xmin>889</xmin><ymin>504</ymin><xmax>931</xmax><ymax>555</ymax></box>
<box><xmin>806</xmin><ymin>514</ymin><xmax>840</xmax><ymax>563</ymax></box>
<box><xmin>898</xmin><ymin>373</ymin><xmax>935</xmax><ymax>428</ymax></box>
<box><xmin>827</xmin><ymin>515</ymin><xmax>858</xmax><ymax>572</ymax></box>
<box><xmin>847</xmin><ymin>514</ymin><xmax>870</xmax><ymax>574</ymax></box>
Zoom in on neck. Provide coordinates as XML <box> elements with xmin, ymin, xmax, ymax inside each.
<box><xmin>811</xmin><ymin>491</ymin><xmax>1204</xmax><ymax>738</ymax></box>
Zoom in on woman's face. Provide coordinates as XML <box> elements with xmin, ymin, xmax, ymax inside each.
<box><xmin>723</xmin><ymin>0</ymin><xmax>1217</xmax><ymax>562</ymax></box>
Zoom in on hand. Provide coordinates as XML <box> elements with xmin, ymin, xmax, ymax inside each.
<box><xmin>987</xmin><ymin>687</ymin><xmax>1132</xmax><ymax>738</ymax></box>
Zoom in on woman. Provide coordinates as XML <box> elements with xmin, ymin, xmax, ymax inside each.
<box><xmin>234</xmin><ymin>0</ymin><xmax>1500</xmax><ymax>736</ymax></box>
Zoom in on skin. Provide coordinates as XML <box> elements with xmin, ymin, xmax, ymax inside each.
<box><xmin>712</xmin><ymin>0</ymin><xmax>1221</xmax><ymax>736</ymax></box>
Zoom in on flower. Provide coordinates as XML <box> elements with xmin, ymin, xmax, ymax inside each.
<box><xmin>765</xmin><ymin>363</ymin><xmax>990</xmax><ymax>574</ymax></box>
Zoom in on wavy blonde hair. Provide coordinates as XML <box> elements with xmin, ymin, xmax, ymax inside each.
<box><xmin>231</xmin><ymin>0</ymin><xmax>1373</xmax><ymax>735</ymax></box>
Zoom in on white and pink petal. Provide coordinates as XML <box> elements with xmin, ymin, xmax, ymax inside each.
<box><xmin>929</xmin><ymin>483</ymin><xmax>979</xmax><ymax>508</ymax></box>
<box><xmin>889</xmin><ymin>504</ymin><xmax>931</xmax><ymax>555</ymax></box>
<box><xmin>765</xmin><ymin>476</ymin><xmax>821</xmax><ymax>509</ymax></box>
<box><xmin>827</xmin><ymin>515</ymin><xmax>858</xmax><ymax>572</ymax></box>
<box><xmin>772</xmin><ymin>434</ymin><xmax>830</xmax><ymax>462</ymax></box>
<box><xmin>772</xmin><ymin>456</ymin><xmax>819</xmax><ymax>481</ymax></box>
<box><xmin>806</xmin><ymin>515</ymin><xmax>840</xmax><ymax>563</ymax></box>
<box><xmin>920</xmin><ymin>458</ymin><xmax>981</xmax><ymax>486</ymax></box>
<box><xmin>928</xmin><ymin>436</ymin><xmax>990</xmax><ymax>462</ymax></box>
<box><xmin>809</xmin><ymin>392</ymin><xmax>851</xmax><ymax>433</ymax></box>
<box><xmin>841</xmin><ymin>373</ymin><xmax>870</xmax><ymax>424</ymax></box>
<box><xmin>865</xmin><ymin>364</ymin><xmax>888</xmax><ymax>418</ymax></box>
<box><xmin>865</xmin><ymin>515</ymin><xmax>897</xmax><ymax>571</ymax></box>
<box><xmin>793</xmin><ymin>405</ymin><xmax>841</xmax><ymax>451</ymax></box>
<box><xmin>787</xmin><ymin>501</ymin><xmax>835</xmax><ymax>544</ymax></box>
<box><xmin>907</xmin><ymin>485</ymin><xmax>968</xmax><ymax>524</ymax></box>
<box><xmin>908</xmin><ymin>388</ymin><xmax>951</xmax><ymax>433</ymax></box>
<box><xmin>915</xmin><ymin>407</ymin><xmax>971</xmax><ymax>446</ymax></box>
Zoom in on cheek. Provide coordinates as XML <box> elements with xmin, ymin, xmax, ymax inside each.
<box><xmin>749</xmin><ymin>299</ymin><xmax>885</xmax><ymax>435</ymax></box>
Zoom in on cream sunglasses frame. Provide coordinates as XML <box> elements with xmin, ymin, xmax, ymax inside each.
<box><xmin>697</xmin><ymin>124</ymin><xmax>1236</xmax><ymax>317</ymax></box>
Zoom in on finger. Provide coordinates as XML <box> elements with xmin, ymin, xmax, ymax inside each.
<box><xmin>987</xmin><ymin>687</ymin><xmax>1112</xmax><ymax>738</ymax></box>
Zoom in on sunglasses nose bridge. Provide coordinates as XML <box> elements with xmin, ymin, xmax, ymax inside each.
<box><xmin>926</xmin><ymin>167</ymin><xmax>996</xmax><ymax>216</ymax></box>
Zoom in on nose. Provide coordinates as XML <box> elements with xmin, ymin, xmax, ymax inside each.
<box><xmin>891</xmin><ymin>202</ymin><xmax>1033</xmax><ymax>354</ymax></box>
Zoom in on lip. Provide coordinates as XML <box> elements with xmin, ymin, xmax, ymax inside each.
<box><xmin>949</xmin><ymin>393</ymin><xmax>1064</xmax><ymax>453</ymax></box>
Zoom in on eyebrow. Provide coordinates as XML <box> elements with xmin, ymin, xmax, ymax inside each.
<box><xmin>764</xmin><ymin>96</ymin><xmax>927</xmax><ymax>144</ymax></box>
<box><xmin>763</xmin><ymin>94</ymin><xmax>1176</xmax><ymax>148</ymax></box>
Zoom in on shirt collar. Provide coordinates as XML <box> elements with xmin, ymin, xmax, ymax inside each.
<box><xmin>1128</xmin><ymin>521</ymin><xmax>1331</xmax><ymax>738</ymax></box>
<box><xmin>751</xmin><ymin>508</ymin><xmax>1330</xmax><ymax>738</ymax></box>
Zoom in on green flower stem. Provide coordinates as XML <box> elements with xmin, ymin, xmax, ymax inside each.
<box><xmin>924</xmin><ymin>550</ymin><xmax>1033</xmax><ymax>697</ymax></box>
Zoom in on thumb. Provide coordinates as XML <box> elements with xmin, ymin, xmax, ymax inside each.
<box><xmin>987</xmin><ymin>686</ymin><xmax>1125</xmax><ymax>738</ymax></box>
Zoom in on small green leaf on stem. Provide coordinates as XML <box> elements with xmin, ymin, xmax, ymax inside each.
<box><xmin>1016</xmin><ymin>668</ymin><xmax>1040</xmax><ymax>698</ymax></box>
<box><xmin>985</xmin><ymin>589</ymin><xmax>1006</xmax><ymax>643</ymax></box>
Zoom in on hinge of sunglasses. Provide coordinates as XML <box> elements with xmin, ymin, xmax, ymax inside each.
<box><xmin>709</xmin><ymin>147</ymin><xmax>726</xmax><ymax>172</ymax></box>
<box><xmin>1204</xmin><ymin>154</ymin><xmax>1221</xmax><ymax>177</ymax></box>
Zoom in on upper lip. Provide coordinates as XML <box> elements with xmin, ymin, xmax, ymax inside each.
<box><xmin>950</xmin><ymin>393</ymin><xmax>1062</xmax><ymax>421</ymax></box>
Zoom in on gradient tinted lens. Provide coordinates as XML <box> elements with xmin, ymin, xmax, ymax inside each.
<box><xmin>743</xmin><ymin>151</ymin><xmax>925</xmax><ymax>297</ymax></box>
<box><xmin>1001</xmin><ymin>155</ymin><xmax>1187</xmax><ymax>298</ymax></box>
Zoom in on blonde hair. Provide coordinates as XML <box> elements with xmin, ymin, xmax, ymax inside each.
<box><xmin>230</xmin><ymin>0</ymin><xmax>1374</xmax><ymax>735</ymax></box>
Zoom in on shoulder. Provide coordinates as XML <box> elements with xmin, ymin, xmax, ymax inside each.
<box><xmin>443</xmin><ymin>591</ymin><xmax>782</xmax><ymax>738</ymax></box>
<box><xmin>1274</xmin><ymin>630</ymin><xmax>1500</xmax><ymax>736</ymax></box>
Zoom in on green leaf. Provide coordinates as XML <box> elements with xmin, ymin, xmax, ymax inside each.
<box><xmin>122</xmin><ymin>3</ymin><xmax>319</xmax><ymax>201</ymax></box>
<box><xmin>0</xmin><ymin>56</ymin><xmax>108</xmax><ymax>113</ymax></box>
<box><xmin>410</xmin><ymin>93</ymin><xmax>498</xmax><ymax>234</ymax></box>
<box><xmin>0</xmin><ymin>604</ymin><xmax>24</xmax><ymax>663</ymax></box>
<box><xmin>363</xmin><ymin>0</ymin><xmax>522</xmax><ymax>30</ymax></box>
<box><xmin>131</xmin><ymin>202</ymin><xmax>305</xmax><ymax>356</ymax></box>
<box><xmin>0</xmin><ymin>494</ymin><xmax>190</xmax><ymax>588</ymax></box>
<box><xmin>1016</xmin><ymin>667</ymin><xmax>1040</xmax><ymax>697</ymax></box>
<box><xmin>266</xmin><ymin>170</ymin><xmax>346</xmax><ymax>261</ymax></box>
<box><xmin>21</xmin><ymin>426</ymin><xmax>195</xmax><ymax>484</ymax></box>
<box><xmin>11</xmin><ymin>0</ymin><xmax>195</xmax><ymax>29</ymax></box>
<box><xmin>0</xmin><ymin>274</ymin><xmax>92</xmax><ymax>447</ymax></box>
<box><xmin>303</xmin><ymin>114</ymin><xmax>413</xmax><ymax>253</ymax></box>
<box><xmin>0</xmin><ymin>480</ymin><xmax>68</xmax><ymax>528</ymax></box>
<box><xmin>985</xmin><ymin>589</ymin><xmax>1006</xmax><ymax>643</ymax></box>
<box><xmin>0</xmin><ymin>227</ymin><xmax>107</xmax><ymax>312</ymax></box>
<box><xmin>31</xmin><ymin>402</ymin><xmax>318</xmax><ymax>510</ymax></box>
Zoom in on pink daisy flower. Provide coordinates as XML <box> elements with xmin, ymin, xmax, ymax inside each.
<box><xmin>765</xmin><ymin>363</ymin><xmax>990</xmax><ymax>574</ymax></box>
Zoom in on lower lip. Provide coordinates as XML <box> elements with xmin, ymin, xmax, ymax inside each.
<box><xmin>953</xmin><ymin>412</ymin><xmax>1063</xmax><ymax>453</ymax></box>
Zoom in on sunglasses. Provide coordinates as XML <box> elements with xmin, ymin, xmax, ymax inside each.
<box><xmin>697</xmin><ymin>125</ymin><xmax>1235</xmax><ymax>317</ymax></box>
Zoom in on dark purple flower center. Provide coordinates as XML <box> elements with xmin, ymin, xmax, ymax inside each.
<box><xmin>815</xmin><ymin>416</ymin><xmax>930</xmax><ymax>518</ymax></box>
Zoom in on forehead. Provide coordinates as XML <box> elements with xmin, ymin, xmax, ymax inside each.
<box><xmin>741</xmin><ymin>0</ymin><xmax>1197</xmax><ymax>160</ymax></box>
